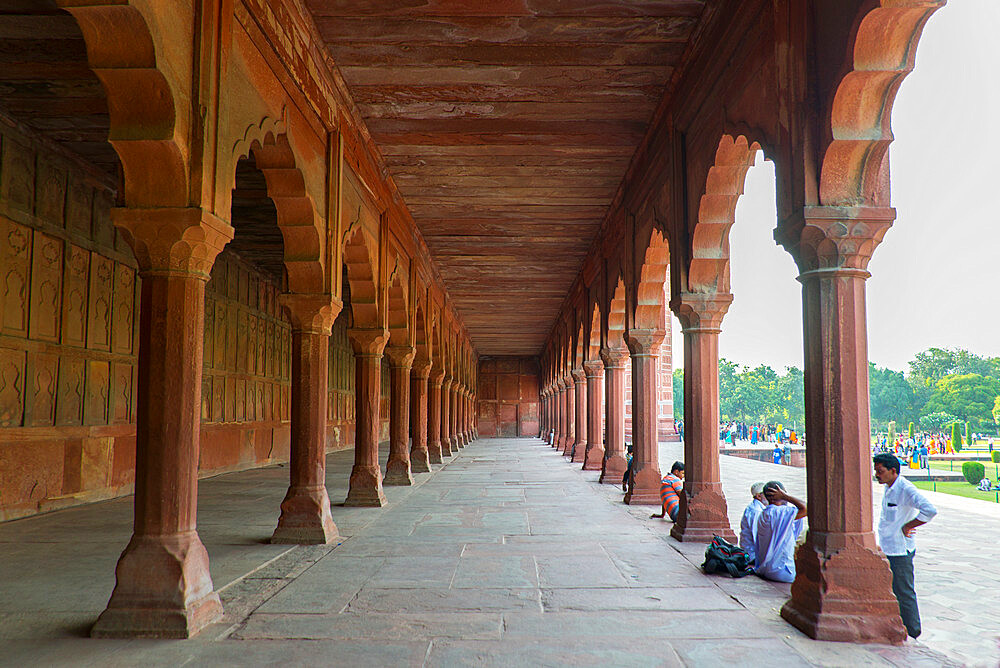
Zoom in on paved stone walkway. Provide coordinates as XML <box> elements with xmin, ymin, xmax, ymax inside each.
<box><xmin>656</xmin><ymin>442</ymin><xmax>1000</xmax><ymax>667</ymax></box>
<box><xmin>0</xmin><ymin>437</ymin><xmax>958</xmax><ymax>666</ymax></box>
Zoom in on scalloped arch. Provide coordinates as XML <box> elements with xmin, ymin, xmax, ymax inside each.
<box><xmin>55</xmin><ymin>1</ymin><xmax>187</xmax><ymax>208</ymax></box>
<box><xmin>688</xmin><ymin>135</ymin><xmax>761</xmax><ymax>294</ymax></box>
<box><xmin>820</xmin><ymin>0</ymin><xmax>944</xmax><ymax>206</ymax></box>
<box><xmin>633</xmin><ymin>229</ymin><xmax>670</xmax><ymax>331</ymax></box>
<box><xmin>342</xmin><ymin>220</ymin><xmax>379</xmax><ymax>328</ymax></box>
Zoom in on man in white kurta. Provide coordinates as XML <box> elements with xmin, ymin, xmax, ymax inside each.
<box><xmin>874</xmin><ymin>452</ymin><xmax>937</xmax><ymax>638</ymax></box>
<box><xmin>753</xmin><ymin>481</ymin><xmax>806</xmax><ymax>583</ymax></box>
<box><xmin>739</xmin><ymin>482</ymin><xmax>767</xmax><ymax>563</ymax></box>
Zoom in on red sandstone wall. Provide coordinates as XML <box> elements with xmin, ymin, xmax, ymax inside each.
<box><xmin>0</xmin><ymin>121</ymin><xmax>359</xmax><ymax>522</ymax></box>
<box><xmin>477</xmin><ymin>357</ymin><xmax>540</xmax><ymax>437</ymax></box>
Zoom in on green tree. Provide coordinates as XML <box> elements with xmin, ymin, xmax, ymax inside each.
<box><xmin>966</xmin><ymin>421</ymin><xmax>972</xmax><ymax>446</ymax></box>
<box><xmin>994</xmin><ymin>396</ymin><xmax>1000</xmax><ymax>429</ymax></box>
<box><xmin>922</xmin><ymin>373</ymin><xmax>1000</xmax><ymax>430</ymax></box>
<box><xmin>919</xmin><ymin>411</ymin><xmax>958</xmax><ymax>432</ymax></box>
<box><xmin>951</xmin><ymin>421</ymin><xmax>963</xmax><ymax>452</ymax></box>
<box><xmin>869</xmin><ymin>363</ymin><xmax>916</xmax><ymax>429</ymax></box>
<box><xmin>908</xmin><ymin>422</ymin><xmax>915</xmax><ymax>440</ymax></box>
<box><xmin>672</xmin><ymin>368</ymin><xmax>684</xmax><ymax>421</ymax></box>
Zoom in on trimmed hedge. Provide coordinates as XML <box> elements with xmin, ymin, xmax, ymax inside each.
<box><xmin>908</xmin><ymin>422</ymin><xmax>915</xmax><ymax>440</ymax></box>
<box><xmin>951</xmin><ymin>422</ymin><xmax>963</xmax><ymax>452</ymax></box>
<box><xmin>963</xmin><ymin>461</ymin><xmax>985</xmax><ymax>485</ymax></box>
<box><xmin>991</xmin><ymin>451</ymin><xmax>1000</xmax><ymax>464</ymax></box>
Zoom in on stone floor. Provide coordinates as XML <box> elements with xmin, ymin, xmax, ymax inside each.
<box><xmin>0</xmin><ymin>437</ymin><xmax>965</xmax><ymax>667</ymax></box>
<box><xmin>657</xmin><ymin>442</ymin><xmax>1000</xmax><ymax>667</ymax></box>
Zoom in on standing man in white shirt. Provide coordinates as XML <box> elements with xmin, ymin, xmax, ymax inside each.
<box><xmin>873</xmin><ymin>452</ymin><xmax>938</xmax><ymax>639</ymax></box>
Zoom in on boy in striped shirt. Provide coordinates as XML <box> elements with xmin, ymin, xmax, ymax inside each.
<box><xmin>651</xmin><ymin>461</ymin><xmax>685</xmax><ymax>521</ymax></box>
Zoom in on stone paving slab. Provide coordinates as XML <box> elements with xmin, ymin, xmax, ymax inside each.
<box><xmin>0</xmin><ymin>437</ymin><xmax>963</xmax><ymax>667</ymax></box>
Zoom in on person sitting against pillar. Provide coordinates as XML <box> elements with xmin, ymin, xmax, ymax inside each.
<box><xmin>650</xmin><ymin>461</ymin><xmax>685</xmax><ymax>521</ymax></box>
<box><xmin>621</xmin><ymin>443</ymin><xmax>634</xmax><ymax>493</ymax></box>
<box><xmin>753</xmin><ymin>481</ymin><xmax>807</xmax><ymax>583</ymax></box>
<box><xmin>739</xmin><ymin>482</ymin><xmax>767</xmax><ymax>563</ymax></box>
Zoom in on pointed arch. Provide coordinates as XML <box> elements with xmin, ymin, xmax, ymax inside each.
<box><xmin>413</xmin><ymin>295</ymin><xmax>429</xmax><ymax>366</ymax></box>
<box><xmin>608</xmin><ymin>278</ymin><xmax>627</xmax><ymax>350</ymax></box>
<box><xmin>587</xmin><ymin>302</ymin><xmax>602</xmax><ymax>361</ymax></box>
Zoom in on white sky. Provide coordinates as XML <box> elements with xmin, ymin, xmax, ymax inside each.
<box><xmin>675</xmin><ymin>0</ymin><xmax>1000</xmax><ymax>374</ymax></box>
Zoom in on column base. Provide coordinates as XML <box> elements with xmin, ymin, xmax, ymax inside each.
<box><xmin>600</xmin><ymin>454</ymin><xmax>627</xmax><ymax>483</ymax></box>
<box><xmin>571</xmin><ymin>441</ymin><xmax>587</xmax><ymax>463</ymax></box>
<box><xmin>624</xmin><ymin>466</ymin><xmax>661</xmax><ymax>505</ymax></box>
<box><xmin>441</xmin><ymin>439</ymin><xmax>453</xmax><ymax>456</ymax></box>
<box><xmin>428</xmin><ymin>445</ymin><xmax>443</xmax><ymax>464</ymax></box>
<box><xmin>271</xmin><ymin>485</ymin><xmax>338</xmax><ymax>545</ymax></box>
<box><xmin>781</xmin><ymin>534</ymin><xmax>906</xmax><ymax>643</ymax></box>
<box><xmin>562</xmin><ymin>440</ymin><xmax>574</xmax><ymax>457</ymax></box>
<box><xmin>91</xmin><ymin>533</ymin><xmax>222</xmax><ymax>639</ymax></box>
<box><xmin>344</xmin><ymin>465</ymin><xmax>387</xmax><ymax>507</ymax></box>
<box><xmin>670</xmin><ymin>485</ymin><xmax>735</xmax><ymax>542</ymax></box>
<box><xmin>582</xmin><ymin>446</ymin><xmax>604</xmax><ymax>471</ymax></box>
<box><xmin>410</xmin><ymin>447</ymin><xmax>431</xmax><ymax>473</ymax></box>
<box><xmin>623</xmin><ymin>489</ymin><xmax>662</xmax><ymax>505</ymax></box>
<box><xmin>384</xmin><ymin>458</ymin><xmax>414</xmax><ymax>486</ymax></box>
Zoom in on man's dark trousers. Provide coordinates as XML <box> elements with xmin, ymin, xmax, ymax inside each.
<box><xmin>887</xmin><ymin>551</ymin><xmax>920</xmax><ymax>638</ymax></box>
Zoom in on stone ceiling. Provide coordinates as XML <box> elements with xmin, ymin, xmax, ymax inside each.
<box><xmin>308</xmin><ymin>0</ymin><xmax>706</xmax><ymax>355</ymax></box>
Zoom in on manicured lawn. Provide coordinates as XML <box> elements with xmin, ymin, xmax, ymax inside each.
<box><xmin>913</xmin><ymin>480</ymin><xmax>1000</xmax><ymax>503</ymax></box>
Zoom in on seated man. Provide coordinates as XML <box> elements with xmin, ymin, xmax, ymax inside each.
<box><xmin>650</xmin><ymin>461</ymin><xmax>685</xmax><ymax>521</ymax></box>
<box><xmin>739</xmin><ymin>482</ymin><xmax>767</xmax><ymax>563</ymax></box>
<box><xmin>753</xmin><ymin>480</ymin><xmax>807</xmax><ymax>583</ymax></box>
<box><xmin>978</xmin><ymin>477</ymin><xmax>992</xmax><ymax>492</ymax></box>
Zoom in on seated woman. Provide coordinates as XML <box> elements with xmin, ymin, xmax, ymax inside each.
<box><xmin>753</xmin><ymin>481</ymin><xmax>807</xmax><ymax>583</ymax></box>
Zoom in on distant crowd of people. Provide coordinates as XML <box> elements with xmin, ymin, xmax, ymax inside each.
<box><xmin>720</xmin><ymin>421</ymin><xmax>799</xmax><ymax>447</ymax></box>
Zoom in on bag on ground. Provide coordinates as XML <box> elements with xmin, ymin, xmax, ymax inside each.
<box><xmin>701</xmin><ymin>535</ymin><xmax>754</xmax><ymax>578</ymax></box>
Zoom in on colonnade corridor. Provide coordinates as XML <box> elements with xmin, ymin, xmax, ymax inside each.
<box><xmin>0</xmin><ymin>438</ymin><xmax>947</xmax><ymax>666</ymax></box>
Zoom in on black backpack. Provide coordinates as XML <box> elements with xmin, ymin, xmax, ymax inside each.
<box><xmin>701</xmin><ymin>535</ymin><xmax>755</xmax><ymax>578</ymax></box>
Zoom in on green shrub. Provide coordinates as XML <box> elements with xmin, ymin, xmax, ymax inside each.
<box><xmin>991</xmin><ymin>451</ymin><xmax>1000</xmax><ymax>464</ymax></box>
<box><xmin>951</xmin><ymin>422</ymin><xmax>963</xmax><ymax>452</ymax></box>
<box><xmin>962</xmin><ymin>461</ymin><xmax>985</xmax><ymax>485</ymax></box>
<box><xmin>908</xmin><ymin>422</ymin><xmax>915</xmax><ymax>440</ymax></box>
<box><xmin>966</xmin><ymin>421</ymin><xmax>972</xmax><ymax>446</ymax></box>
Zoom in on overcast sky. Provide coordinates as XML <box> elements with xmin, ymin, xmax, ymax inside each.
<box><xmin>672</xmin><ymin>0</ymin><xmax>1000</xmax><ymax>374</ymax></box>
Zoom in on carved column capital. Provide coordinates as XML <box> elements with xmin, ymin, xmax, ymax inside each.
<box><xmin>778</xmin><ymin>205</ymin><xmax>895</xmax><ymax>276</ymax></box>
<box><xmin>280</xmin><ymin>294</ymin><xmax>342</xmax><ymax>335</ymax></box>
<box><xmin>429</xmin><ymin>368</ymin><xmax>446</xmax><ymax>387</ymax></box>
<box><xmin>669</xmin><ymin>292</ymin><xmax>733</xmax><ymax>333</ymax></box>
<box><xmin>582</xmin><ymin>360</ymin><xmax>604</xmax><ymax>378</ymax></box>
<box><xmin>348</xmin><ymin>328</ymin><xmax>388</xmax><ymax>357</ymax></box>
<box><xmin>412</xmin><ymin>359</ymin><xmax>432</xmax><ymax>379</ymax></box>
<box><xmin>625</xmin><ymin>328</ymin><xmax>665</xmax><ymax>357</ymax></box>
<box><xmin>113</xmin><ymin>207</ymin><xmax>234</xmax><ymax>278</ymax></box>
<box><xmin>571</xmin><ymin>368</ymin><xmax>586</xmax><ymax>384</ymax></box>
<box><xmin>600</xmin><ymin>346</ymin><xmax>629</xmax><ymax>369</ymax></box>
<box><xmin>385</xmin><ymin>345</ymin><xmax>416</xmax><ymax>368</ymax></box>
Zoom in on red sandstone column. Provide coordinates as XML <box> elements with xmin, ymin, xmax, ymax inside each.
<box><xmin>410</xmin><ymin>361</ymin><xmax>432</xmax><ymax>472</ymax></box>
<box><xmin>571</xmin><ymin>369</ymin><xmax>587</xmax><ymax>462</ymax></box>
<box><xmin>345</xmin><ymin>328</ymin><xmax>389</xmax><ymax>506</ymax></box>
<box><xmin>441</xmin><ymin>377</ymin><xmax>453</xmax><ymax>454</ymax></box>
<box><xmin>453</xmin><ymin>385</ymin><xmax>464</xmax><ymax>448</ymax></box>
<box><xmin>623</xmin><ymin>329</ymin><xmax>664</xmax><ymax>505</ymax></box>
<box><xmin>450</xmin><ymin>384</ymin><xmax>460</xmax><ymax>449</ymax></box>
<box><xmin>599</xmin><ymin>347</ymin><xmax>628</xmax><ymax>483</ymax></box>
<box><xmin>92</xmin><ymin>208</ymin><xmax>229</xmax><ymax>639</ymax></box>
<box><xmin>553</xmin><ymin>382</ymin><xmax>565</xmax><ymax>448</ymax></box>
<box><xmin>562</xmin><ymin>374</ymin><xmax>576</xmax><ymax>456</ymax></box>
<box><xmin>385</xmin><ymin>346</ymin><xmax>415</xmax><ymax>485</ymax></box>
<box><xmin>778</xmin><ymin>207</ymin><xmax>904</xmax><ymax>643</ymax></box>
<box><xmin>428</xmin><ymin>369</ymin><xmax>445</xmax><ymax>461</ymax></box>
<box><xmin>669</xmin><ymin>294</ymin><xmax>736</xmax><ymax>541</ymax></box>
<box><xmin>271</xmin><ymin>295</ymin><xmax>340</xmax><ymax>545</ymax></box>
<box><xmin>538</xmin><ymin>387</ymin><xmax>549</xmax><ymax>443</ymax></box>
<box><xmin>582</xmin><ymin>361</ymin><xmax>605</xmax><ymax>470</ymax></box>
